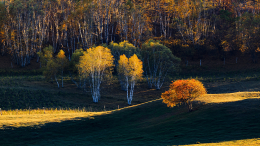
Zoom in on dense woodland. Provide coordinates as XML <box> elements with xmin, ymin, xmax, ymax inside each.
<box><xmin>0</xmin><ymin>0</ymin><xmax>260</xmax><ymax>67</ymax></box>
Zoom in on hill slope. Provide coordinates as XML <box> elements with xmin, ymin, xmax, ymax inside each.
<box><xmin>1</xmin><ymin>96</ymin><xmax>260</xmax><ymax>145</ymax></box>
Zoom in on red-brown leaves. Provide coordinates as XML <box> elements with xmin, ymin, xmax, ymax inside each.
<box><xmin>161</xmin><ymin>79</ymin><xmax>207</xmax><ymax>111</ymax></box>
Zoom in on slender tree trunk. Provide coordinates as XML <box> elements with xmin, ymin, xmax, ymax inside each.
<box><xmin>55</xmin><ymin>76</ymin><xmax>60</xmax><ymax>88</ymax></box>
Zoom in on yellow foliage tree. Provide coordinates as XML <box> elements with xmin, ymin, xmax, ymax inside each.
<box><xmin>161</xmin><ymin>79</ymin><xmax>207</xmax><ymax>112</ymax></box>
<box><xmin>78</xmin><ymin>46</ymin><xmax>114</xmax><ymax>103</ymax></box>
<box><xmin>118</xmin><ymin>54</ymin><xmax>143</xmax><ymax>105</ymax></box>
<box><xmin>56</xmin><ymin>50</ymin><xmax>69</xmax><ymax>88</ymax></box>
<box><xmin>108</xmin><ymin>40</ymin><xmax>141</xmax><ymax>91</ymax></box>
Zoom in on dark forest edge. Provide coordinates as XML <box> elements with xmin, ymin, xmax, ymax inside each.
<box><xmin>0</xmin><ymin>0</ymin><xmax>260</xmax><ymax>67</ymax></box>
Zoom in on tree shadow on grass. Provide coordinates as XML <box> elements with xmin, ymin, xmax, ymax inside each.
<box><xmin>0</xmin><ymin>98</ymin><xmax>260</xmax><ymax>145</ymax></box>
<box><xmin>206</xmin><ymin>80</ymin><xmax>260</xmax><ymax>94</ymax></box>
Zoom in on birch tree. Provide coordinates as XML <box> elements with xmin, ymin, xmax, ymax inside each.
<box><xmin>78</xmin><ymin>46</ymin><xmax>114</xmax><ymax>103</ymax></box>
<box><xmin>56</xmin><ymin>50</ymin><xmax>69</xmax><ymax>88</ymax></box>
<box><xmin>118</xmin><ymin>54</ymin><xmax>143</xmax><ymax>105</ymax></box>
<box><xmin>108</xmin><ymin>41</ymin><xmax>140</xmax><ymax>90</ymax></box>
<box><xmin>141</xmin><ymin>40</ymin><xmax>181</xmax><ymax>89</ymax></box>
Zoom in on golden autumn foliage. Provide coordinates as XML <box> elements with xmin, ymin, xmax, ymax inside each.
<box><xmin>118</xmin><ymin>54</ymin><xmax>143</xmax><ymax>105</ymax></box>
<box><xmin>129</xmin><ymin>54</ymin><xmax>143</xmax><ymax>79</ymax></box>
<box><xmin>78</xmin><ymin>46</ymin><xmax>114</xmax><ymax>102</ymax></box>
<box><xmin>118</xmin><ymin>54</ymin><xmax>129</xmax><ymax>77</ymax></box>
<box><xmin>161</xmin><ymin>79</ymin><xmax>207</xmax><ymax>112</ymax></box>
<box><xmin>56</xmin><ymin>50</ymin><xmax>69</xmax><ymax>87</ymax></box>
<box><xmin>118</xmin><ymin>54</ymin><xmax>143</xmax><ymax>81</ymax></box>
<box><xmin>78</xmin><ymin>46</ymin><xmax>114</xmax><ymax>79</ymax></box>
<box><xmin>56</xmin><ymin>50</ymin><xmax>68</xmax><ymax>69</ymax></box>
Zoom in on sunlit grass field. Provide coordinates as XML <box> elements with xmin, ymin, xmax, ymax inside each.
<box><xmin>0</xmin><ymin>91</ymin><xmax>260</xmax><ymax>145</ymax></box>
<box><xmin>2</xmin><ymin>48</ymin><xmax>260</xmax><ymax>145</ymax></box>
<box><xmin>0</xmin><ymin>109</ymin><xmax>109</xmax><ymax>129</ymax></box>
<box><xmin>1</xmin><ymin>71</ymin><xmax>260</xmax><ymax>145</ymax></box>
<box><xmin>183</xmin><ymin>138</ymin><xmax>260</xmax><ymax>146</ymax></box>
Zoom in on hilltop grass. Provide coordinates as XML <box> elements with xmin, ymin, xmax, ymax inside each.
<box><xmin>0</xmin><ymin>98</ymin><xmax>162</xmax><ymax>129</ymax></box>
<box><xmin>183</xmin><ymin>138</ymin><xmax>260</xmax><ymax>146</ymax></box>
<box><xmin>1</xmin><ymin>73</ymin><xmax>260</xmax><ymax>145</ymax></box>
<box><xmin>0</xmin><ymin>111</ymin><xmax>108</xmax><ymax>129</ymax></box>
<box><xmin>0</xmin><ymin>92</ymin><xmax>260</xmax><ymax>145</ymax></box>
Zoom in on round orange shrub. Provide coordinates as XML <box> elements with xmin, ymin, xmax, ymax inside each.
<box><xmin>161</xmin><ymin>79</ymin><xmax>207</xmax><ymax>112</ymax></box>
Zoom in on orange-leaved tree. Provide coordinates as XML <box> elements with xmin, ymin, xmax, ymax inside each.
<box><xmin>118</xmin><ymin>54</ymin><xmax>143</xmax><ymax>105</ymax></box>
<box><xmin>161</xmin><ymin>79</ymin><xmax>207</xmax><ymax>112</ymax></box>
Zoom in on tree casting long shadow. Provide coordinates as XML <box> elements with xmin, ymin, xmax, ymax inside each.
<box><xmin>1</xmin><ymin>98</ymin><xmax>260</xmax><ymax>145</ymax></box>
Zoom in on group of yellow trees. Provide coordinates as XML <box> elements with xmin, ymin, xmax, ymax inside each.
<box><xmin>38</xmin><ymin>46</ymin><xmax>68</xmax><ymax>88</ymax></box>
<box><xmin>39</xmin><ymin>40</ymin><xmax>207</xmax><ymax>110</ymax></box>
<box><xmin>76</xmin><ymin>46</ymin><xmax>143</xmax><ymax>104</ymax></box>
<box><xmin>39</xmin><ymin>40</ymin><xmax>180</xmax><ymax>104</ymax></box>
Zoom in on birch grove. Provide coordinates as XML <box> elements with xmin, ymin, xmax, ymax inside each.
<box><xmin>0</xmin><ymin>0</ymin><xmax>259</xmax><ymax>67</ymax></box>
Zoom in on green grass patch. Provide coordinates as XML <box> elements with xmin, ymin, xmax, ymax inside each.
<box><xmin>0</xmin><ymin>88</ymin><xmax>82</xmax><ymax>110</ymax></box>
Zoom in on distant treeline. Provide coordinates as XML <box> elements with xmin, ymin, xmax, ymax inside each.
<box><xmin>0</xmin><ymin>0</ymin><xmax>259</xmax><ymax>66</ymax></box>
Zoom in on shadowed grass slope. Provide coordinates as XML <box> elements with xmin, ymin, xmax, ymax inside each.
<box><xmin>0</xmin><ymin>95</ymin><xmax>260</xmax><ymax>145</ymax></box>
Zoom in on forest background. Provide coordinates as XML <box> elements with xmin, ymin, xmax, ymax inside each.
<box><xmin>0</xmin><ymin>0</ymin><xmax>260</xmax><ymax>68</ymax></box>
<box><xmin>1</xmin><ymin>1</ymin><xmax>260</xmax><ymax>145</ymax></box>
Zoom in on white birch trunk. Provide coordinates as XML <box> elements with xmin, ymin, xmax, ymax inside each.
<box><xmin>55</xmin><ymin>76</ymin><xmax>60</xmax><ymax>88</ymax></box>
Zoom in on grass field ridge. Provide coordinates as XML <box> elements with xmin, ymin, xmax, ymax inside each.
<box><xmin>1</xmin><ymin>91</ymin><xmax>260</xmax><ymax>145</ymax></box>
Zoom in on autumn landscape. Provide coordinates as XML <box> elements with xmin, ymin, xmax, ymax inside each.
<box><xmin>1</xmin><ymin>0</ymin><xmax>260</xmax><ymax>145</ymax></box>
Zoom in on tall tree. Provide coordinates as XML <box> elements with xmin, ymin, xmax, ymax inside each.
<box><xmin>108</xmin><ymin>40</ymin><xmax>140</xmax><ymax>90</ymax></box>
<box><xmin>78</xmin><ymin>46</ymin><xmax>114</xmax><ymax>103</ymax></box>
<box><xmin>141</xmin><ymin>40</ymin><xmax>181</xmax><ymax>89</ymax></box>
<box><xmin>118</xmin><ymin>54</ymin><xmax>143</xmax><ymax>105</ymax></box>
<box><xmin>56</xmin><ymin>49</ymin><xmax>69</xmax><ymax>88</ymax></box>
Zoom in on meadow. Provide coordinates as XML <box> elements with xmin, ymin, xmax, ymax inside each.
<box><xmin>1</xmin><ymin>56</ymin><xmax>260</xmax><ymax>145</ymax></box>
<box><xmin>1</xmin><ymin>91</ymin><xmax>260</xmax><ymax>145</ymax></box>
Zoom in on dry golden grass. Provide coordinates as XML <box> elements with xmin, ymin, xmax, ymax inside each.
<box><xmin>0</xmin><ymin>111</ymin><xmax>109</xmax><ymax>129</ymax></box>
<box><xmin>1</xmin><ymin>92</ymin><xmax>259</xmax><ymax>129</ymax></box>
<box><xmin>1</xmin><ymin>91</ymin><xmax>258</xmax><ymax>129</ymax></box>
<box><xmin>1</xmin><ymin>91</ymin><xmax>260</xmax><ymax>146</ymax></box>
<box><xmin>182</xmin><ymin>138</ymin><xmax>260</xmax><ymax>146</ymax></box>
<box><xmin>174</xmin><ymin>91</ymin><xmax>260</xmax><ymax>146</ymax></box>
<box><xmin>0</xmin><ymin>98</ymin><xmax>162</xmax><ymax>129</ymax></box>
<box><xmin>196</xmin><ymin>91</ymin><xmax>260</xmax><ymax>103</ymax></box>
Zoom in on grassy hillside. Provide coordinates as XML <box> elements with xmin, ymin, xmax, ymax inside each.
<box><xmin>1</xmin><ymin>92</ymin><xmax>260</xmax><ymax>146</ymax></box>
<box><xmin>0</xmin><ymin>75</ymin><xmax>167</xmax><ymax>111</ymax></box>
<box><xmin>1</xmin><ymin>62</ymin><xmax>260</xmax><ymax>145</ymax></box>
